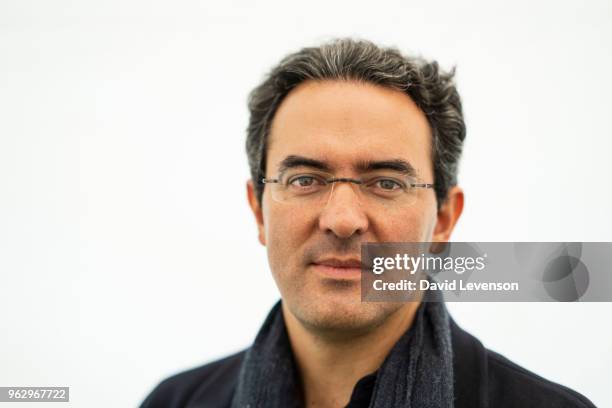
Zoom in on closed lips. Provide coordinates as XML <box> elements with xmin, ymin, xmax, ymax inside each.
<box><xmin>313</xmin><ymin>259</ymin><xmax>362</xmax><ymax>268</ymax></box>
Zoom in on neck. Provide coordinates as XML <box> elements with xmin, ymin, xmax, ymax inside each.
<box><xmin>282</xmin><ymin>302</ymin><xmax>421</xmax><ymax>408</ymax></box>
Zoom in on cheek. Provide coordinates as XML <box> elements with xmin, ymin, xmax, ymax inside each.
<box><xmin>263</xmin><ymin>202</ymin><xmax>313</xmax><ymax>273</ymax></box>
<box><xmin>376</xmin><ymin>204</ymin><xmax>437</xmax><ymax>242</ymax></box>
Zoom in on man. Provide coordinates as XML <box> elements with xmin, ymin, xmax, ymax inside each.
<box><xmin>141</xmin><ymin>39</ymin><xmax>596</xmax><ymax>407</ymax></box>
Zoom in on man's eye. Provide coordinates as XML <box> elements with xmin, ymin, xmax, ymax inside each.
<box><xmin>288</xmin><ymin>175</ymin><xmax>323</xmax><ymax>188</ymax></box>
<box><xmin>375</xmin><ymin>179</ymin><xmax>403</xmax><ymax>191</ymax></box>
<box><xmin>295</xmin><ymin>176</ymin><xmax>314</xmax><ymax>187</ymax></box>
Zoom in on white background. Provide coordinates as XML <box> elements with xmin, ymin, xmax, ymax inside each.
<box><xmin>1</xmin><ymin>1</ymin><xmax>611</xmax><ymax>407</ymax></box>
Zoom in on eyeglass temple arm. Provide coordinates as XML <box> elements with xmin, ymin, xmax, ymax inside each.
<box><xmin>261</xmin><ymin>178</ymin><xmax>279</xmax><ymax>184</ymax></box>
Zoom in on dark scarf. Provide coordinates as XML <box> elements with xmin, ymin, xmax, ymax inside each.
<box><xmin>231</xmin><ymin>290</ymin><xmax>454</xmax><ymax>408</ymax></box>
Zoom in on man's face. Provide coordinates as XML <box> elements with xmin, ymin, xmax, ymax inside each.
<box><xmin>249</xmin><ymin>80</ymin><xmax>446</xmax><ymax>334</ymax></box>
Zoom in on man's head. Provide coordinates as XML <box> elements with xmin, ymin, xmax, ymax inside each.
<box><xmin>246</xmin><ymin>39</ymin><xmax>465</xmax><ymax>336</ymax></box>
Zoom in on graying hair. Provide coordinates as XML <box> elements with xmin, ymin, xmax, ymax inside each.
<box><xmin>246</xmin><ymin>38</ymin><xmax>466</xmax><ymax>208</ymax></box>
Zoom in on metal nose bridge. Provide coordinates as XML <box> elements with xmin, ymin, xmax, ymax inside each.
<box><xmin>326</xmin><ymin>177</ymin><xmax>364</xmax><ymax>206</ymax></box>
<box><xmin>327</xmin><ymin>177</ymin><xmax>363</xmax><ymax>185</ymax></box>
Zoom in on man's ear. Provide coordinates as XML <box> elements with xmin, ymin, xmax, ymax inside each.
<box><xmin>247</xmin><ymin>180</ymin><xmax>266</xmax><ymax>246</ymax></box>
<box><xmin>432</xmin><ymin>186</ymin><xmax>464</xmax><ymax>242</ymax></box>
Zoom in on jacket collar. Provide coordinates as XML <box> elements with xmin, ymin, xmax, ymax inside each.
<box><xmin>187</xmin><ymin>314</ymin><xmax>490</xmax><ymax>408</ymax></box>
<box><xmin>450</xmin><ymin>318</ymin><xmax>488</xmax><ymax>408</ymax></box>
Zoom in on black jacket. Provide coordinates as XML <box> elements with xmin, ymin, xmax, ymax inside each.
<box><xmin>141</xmin><ymin>319</ymin><xmax>596</xmax><ymax>407</ymax></box>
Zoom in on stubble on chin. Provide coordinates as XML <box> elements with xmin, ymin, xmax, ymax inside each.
<box><xmin>274</xmin><ymin>234</ymin><xmax>411</xmax><ymax>338</ymax></box>
<box><xmin>284</xmin><ymin>284</ymin><xmax>404</xmax><ymax>339</ymax></box>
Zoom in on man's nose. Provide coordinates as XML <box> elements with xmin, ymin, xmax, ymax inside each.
<box><xmin>318</xmin><ymin>182</ymin><xmax>369</xmax><ymax>239</ymax></box>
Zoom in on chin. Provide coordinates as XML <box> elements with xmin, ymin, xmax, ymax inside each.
<box><xmin>288</xmin><ymin>292</ymin><xmax>400</xmax><ymax>336</ymax></box>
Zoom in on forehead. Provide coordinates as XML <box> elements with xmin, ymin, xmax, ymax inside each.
<box><xmin>267</xmin><ymin>80</ymin><xmax>433</xmax><ymax>176</ymax></box>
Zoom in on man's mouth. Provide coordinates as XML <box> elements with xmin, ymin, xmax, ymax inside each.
<box><xmin>310</xmin><ymin>257</ymin><xmax>364</xmax><ymax>280</ymax></box>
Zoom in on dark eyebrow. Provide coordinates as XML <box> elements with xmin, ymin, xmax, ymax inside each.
<box><xmin>276</xmin><ymin>155</ymin><xmax>418</xmax><ymax>177</ymax></box>
<box><xmin>355</xmin><ymin>159</ymin><xmax>418</xmax><ymax>177</ymax></box>
<box><xmin>277</xmin><ymin>155</ymin><xmax>333</xmax><ymax>174</ymax></box>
